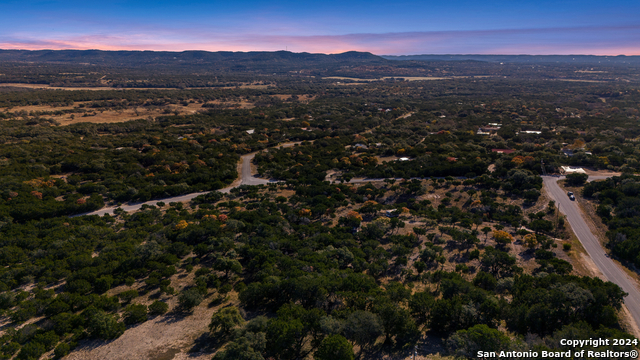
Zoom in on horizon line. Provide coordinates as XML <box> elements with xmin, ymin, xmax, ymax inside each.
<box><xmin>0</xmin><ymin>48</ymin><xmax>638</xmax><ymax>57</ymax></box>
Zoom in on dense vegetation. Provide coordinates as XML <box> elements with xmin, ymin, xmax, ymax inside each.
<box><xmin>0</xmin><ymin>57</ymin><xmax>637</xmax><ymax>359</ymax></box>
<box><xmin>584</xmin><ymin>175</ymin><xmax>640</xmax><ymax>268</ymax></box>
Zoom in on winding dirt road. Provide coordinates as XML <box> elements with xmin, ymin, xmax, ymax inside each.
<box><xmin>80</xmin><ymin>142</ymin><xmax>300</xmax><ymax>216</ymax></box>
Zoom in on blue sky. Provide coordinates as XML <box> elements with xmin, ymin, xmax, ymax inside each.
<box><xmin>1</xmin><ymin>0</ymin><xmax>639</xmax><ymax>54</ymax></box>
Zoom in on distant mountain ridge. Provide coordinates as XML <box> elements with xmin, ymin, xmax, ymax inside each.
<box><xmin>382</xmin><ymin>54</ymin><xmax>640</xmax><ymax>65</ymax></box>
<box><xmin>0</xmin><ymin>49</ymin><xmax>385</xmax><ymax>68</ymax></box>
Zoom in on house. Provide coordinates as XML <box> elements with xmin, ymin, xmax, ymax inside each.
<box><xmin>561</xmin><ymin>166</ymin><xmax>586</xmax><ymax>174</ymax></box>
<box><xmin>491</xmin><ymin>149</ymin><xmax>515</xmax><ymax>154</ymax></box>
<box><xmin>398</xmin><ymin>157</ymin><xmax>410</xmax><ymax>161</ymax></box>
<box><xmin>354</xmin><ymin>143</ymin><xmax>368</xmax><ymax>150</ymax></box>
<box><xmin>518</xmin><ymin>130</ymin><xmax>542</xmax><ymax>135</ymax></box>
<box><xmin>562</xmin><ymin>149</ymin><xmax>574</xmax><ymax>157</ymax></box>
<box><xmin>385</xmin><ymin>209</ymin><xmax>398</xmax><ymax>218</ymax></box>
<box><xmin>246</xmin><ymin>129</ymin><xmax>255</xmax><ymax>134</ymax></box>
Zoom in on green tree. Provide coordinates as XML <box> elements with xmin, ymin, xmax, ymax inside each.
<box><xmin>566</xmin><ymin>173</ymin><xmax>588</xmax><ymax>186</ymax></box>
<box><xmin>408</xmin><ymin>291</ymin><xmax>434</xmax><ymax>326</ymax></box>
<box><xmin>210</xmin><ymin>306</ymin><xmax>245</xmax><ymax>336</ymax></box>
<box><xmin>481</xmin><ymin>246</ymin><xmax>516</xmax><ymax>278</ymax></box>
<box><xmin>315</xmin><ymin>335</ymin><xmax>354</xmax><ymax>360</ymax></box>
<box><xmin>178</xmin><ymin>288</ymin><xmax>203</xmax><ymax>311</ymax></box>
<box><xmin>87</xmin><ymin>311</ymin><xmax>125</xmax><ymax>340</ymax></box>
<box><xmin>149</xmin><ymin>301</ymin><xmax>169</xmax><ymax>315</ymax></box>
<box><xmin>123</xmin><ymin>304</ymin><xmax>148</xmax><ymax>325</ymax></box>
<box><xmin>17</xmin><ymin>341</ymin><xmax>45</xmax><ymax>360</ymax></box>
<box><xmin>447</xmin><ymin>324</ymin><xmax>512</xmax><ymax>358</ymax></box>
<box><xmin>343</xmin><ymin>311</ymin><xmax>384</xmax><ymax>349</ymax></box>
<box><xmin>213</xmin><ymin>333</ymin><xmax>266</xmax><ymax>360</ymax></box>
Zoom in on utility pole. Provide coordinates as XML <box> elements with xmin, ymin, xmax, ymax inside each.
<box><xmin>556</xmin><ymin>202</ymin><xmax>560</xmax><ymax>238</ymax></box>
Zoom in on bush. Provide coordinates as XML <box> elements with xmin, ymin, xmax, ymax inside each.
<box><xmin>149</xmin><ymin>301</ymin><xmax>169</xmax><ymax>315</ymax></box>
<box><xmin>566</xmin><ymin>172</ymin><xmax>589</xmax><ymax>187</ymax></box>
<box><xmin>315</xmin><ymin>334</ymin><xmax>354</xmax><ymax>360</ymax></box>
<box><xmin>87</xmin><ymin>311</ymin><xmax>125</xmax><ymax>340</ymax></box>
<box><xmin>178</xmin><ymin>288</ymin><xmax>203</xmax><ymax>311</ymax></box>
<box><xmin>209</xmin><ymin>306</ymin><xmax>244</xmax><ymax>336</ymax></box>
<box><xmin>123</xmin><ymin>304</ymin><xmax>148</xmax><ymax>325</ymax></box>
<box><xmin>17</xmin><ymin>341</ymin><xmax>45</xmax><ymax>360</ymax></box>
<box><xmin>54</xmin><ymin>343</ymin><xmax>71</xmax><ymax>359</ymax></box>
<box><xmin>118</xmin><ymin>289</ymin><xmax>139</xmax><ymax>303</ymax></box>
<box><xmin>563</xmin><ymin>243</ymin><xmax>572</xmax><ymax>251</ymax></box>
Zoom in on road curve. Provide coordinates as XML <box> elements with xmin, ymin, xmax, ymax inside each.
<box><xmin>543</xmin><ymin>175</ymin><xmax>640</xmax><ymax>329</ymax></box>
<box><xmin>79</xmin><ymin>142</ymin><xmax>301</xmax><ymax>216</ymax></box>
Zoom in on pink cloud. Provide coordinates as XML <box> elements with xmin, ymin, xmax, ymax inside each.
<box><xmin>1</xmin><ymin>25</ymin><xmax>639</xmax><ymax>55</ymax></box>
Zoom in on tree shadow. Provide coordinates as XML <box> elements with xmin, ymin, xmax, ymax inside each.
<box><xmin>518</xmin><ymin>249</ymin><xmax>536</xmax><ymax>261</ymax></box>
<box><xmin>156</xmin><ymin>309</ymin><xmax>190</xmax><ymax>325</ymax></box>
<box><xmin>188</xmin><ymin>331</ymin><xmax>222</xmax><ymax>355</ymax></box>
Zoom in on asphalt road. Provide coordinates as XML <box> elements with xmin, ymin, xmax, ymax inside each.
<box><xmin>543</xmin><ymin>175</ymin><xmax>640</xmax><ymax>329</ymax></box>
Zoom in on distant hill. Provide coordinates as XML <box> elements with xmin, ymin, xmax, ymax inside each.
<box><xmin>382</xmin><ymin>54</ymin><xmax>640</xmax><ymax>65</ymax></box>
<box><xmin>0</xmin><ymin>49</ymin><xmax>386</xmax><ymax>69</ymax></box>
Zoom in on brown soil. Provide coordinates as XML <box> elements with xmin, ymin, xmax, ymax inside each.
<box><xmin>0</xmin><ymin>84</ymin><xmax>182</xmax><ymax>91</ymax></box>
<box><xmin>65</xmin><ymin>265</ymin><xmax>234</xmax><ymax>360</ymax></box>
<box><xmin>3</xmin><ymin>103</ymin><xmax>212</xmax><ymax>126</ymax></box>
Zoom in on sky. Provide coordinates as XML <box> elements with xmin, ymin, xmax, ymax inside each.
<box><xmin>1</xmin><ymin>0</ymin><xmax>639</xmax><ymax>55</ymax></box>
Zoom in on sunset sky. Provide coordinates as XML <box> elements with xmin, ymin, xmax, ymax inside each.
<box><xmin>1</xmin><ymin>0</ymin><xmax>639</xmax><ymax>55</ymax></box>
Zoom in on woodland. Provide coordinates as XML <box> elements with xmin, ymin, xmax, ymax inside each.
<box><xmin>0</xmin><ymin>54</ymin><xmax>638</xmax><ymax>359</ymax></box>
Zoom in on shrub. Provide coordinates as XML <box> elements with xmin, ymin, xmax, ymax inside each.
<box><xmin>178</xmin><ymin>288</ymin><xmax>203</xmax><ymax>311</ymax></box>
<box><xmin>123</xmin><ymin>304</ymin><xmax>148</xmax><ymax>325</ymax></box>
<box><xmin>149</xmin><ymin>301</ymin><xmax>169</xmax><ymax>315</ymax></box>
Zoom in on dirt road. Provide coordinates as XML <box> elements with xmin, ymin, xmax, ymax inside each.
<box><xmin>80</xmin><ymin>142</ymin><xmax>300</xmax><ymax>216</ymax></box>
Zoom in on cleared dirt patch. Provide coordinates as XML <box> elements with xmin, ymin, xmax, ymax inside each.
<box><xmin>0</xmin><ymin>83</ymin><xmax>180</xmax><ymax>91</ymax></box>
<box><xmin>324</xmin><ymin>76</ymin><xmax>491</xmax><ymax>82</ymax></box>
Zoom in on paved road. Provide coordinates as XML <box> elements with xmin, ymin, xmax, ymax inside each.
<box><xmin>543</xmin><ymin>175</ymin><xmax>640</xmax><ymax>329</ymax></box>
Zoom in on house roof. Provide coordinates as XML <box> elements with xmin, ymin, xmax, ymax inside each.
<box><xmin>491</xmin><ymin>149</ymin><xmax>515</xmax><ymax>154</ymax></box>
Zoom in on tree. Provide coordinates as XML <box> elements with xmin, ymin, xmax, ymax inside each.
<box><xmin>178</xmin><ymin>288</ymin><xmax>203</xmax><ymax>311</ymax></box>
<box><xmin>95</xmin><ymin>275</ymin><xmax>114</xmax><ymax>294</ymax></box>
<box><xmin>17</xmin><ymin>341</ymin><xmax>46</xmax><ymax>360</ymax></box>
<box><xmin>87</xmin><ymin>310</ymin><xmax>125</xmax><ymax>340</ymax></box>
<box><xmin>210</xmin><ymin>306</ymin><xmax>245</xmax><ymax>336</ymax></box>
<box><xmin>473</xmin><ymin>271</ymin><xmax>497</xmax><ymax>291</ymax></box>
<box><xmin>123</xmin><ymin>304</ymin><xmax>148</xmax><ymax>325</ymax></box>
<box><xmin>481</xmin><ymin>246</ymin><xmax>516</xmax><ymax>278</ymax></box>
<box><xmin>447</xmin><ymin>324</ymin><xmax>512</xmax><ymax>359</ymax></box>
<box><xmin>408</xmin><ymin>291</ymin><xmax>434</xmax><ymax>326</ymax></box>
<box><xmin>343</xmin><ymin>311</ymin><xmax>384</xmax><ymax>348</ymax></box>
<box><xmin>54</xmin><ymin>343</ymin><xmax>71</xmax><ymax>358</ymax></box>
<box><xmin>149</xmin><ymin>301</ymin><xmax>169</xmax><ymax>315</ymax></box>
<box><xmin>493</xmin><ymin>230</ymin><xmax>513</xmax><ymax>246</ymax></box>
<box><xmin>214</xmin><ymin>257</ymin><xmax>243</xmax><ymax>278</ymax></box>
<box><xmin>213</xmin><ymin>333</ymin><xmax>266</xmax><ymax>360</ymax></box>
<box><xmin>359</xmin><ymin>200</ymin><xmax>380</xmax><ymax>216</ymax></box>
<box><xmin>523</xmin><ymin>234</ymin><xmax>538</xmax><ymax>249</ymax></box>
<box><xmin>566</xmin><ymin>172</ymin><xmax>588</xmax><ymax>187</ymax></box>
<box><xmin>481</xmin><ymin>227</ymin><xmax>492</xmax><ymax>243</ymax></box>
<box><xmin>265</xmin><ymin>318</ymin><xmax>307</xmax><ymax>360</ymax></box>
<box><xmin>315</xmin><ymin>335</ymin><xmax>354</xmax><ymax>360</ymax></box>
